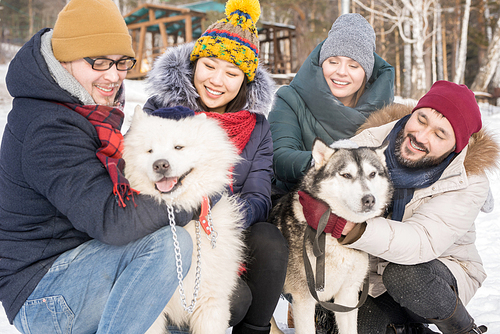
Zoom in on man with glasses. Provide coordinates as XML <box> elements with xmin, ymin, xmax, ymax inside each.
<box><xmin>0</xmin><ymin>0</ymin><xmax>194</xmax><ymax>333</ymax></box>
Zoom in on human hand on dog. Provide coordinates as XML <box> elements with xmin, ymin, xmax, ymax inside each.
<box><xmin>298</xmin><ymin>191</ymin><xmax>347</xmax><ymax>238</ymax></box>
<box><xmin>342</xmin><ymin>221</ymin><xmax>356</xmax><ymax>235</ymax></box>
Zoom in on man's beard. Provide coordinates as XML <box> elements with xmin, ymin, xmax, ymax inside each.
<box><xmin>102</xmin><ymin>97</ymin><xmax>116</xmax><ymax>107</ymax></box>
<box><xmin>92</xmin><ymin>83</ymin><xmax>120</xmax><ymax>107</ymax></box>
<box><xmin>394</xmin><ymin>129</ymin><xmax>450</xmax><ymax>169</ymax></box>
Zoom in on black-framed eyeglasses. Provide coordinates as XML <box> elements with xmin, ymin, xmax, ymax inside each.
<box><xmin>83</xmin><ymin>57</ymin><xmax>137</xmax><ymax>71</ymax></box>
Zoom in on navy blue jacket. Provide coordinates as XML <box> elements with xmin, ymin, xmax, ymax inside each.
<box><xmin>0</xmin><ymin>29</ymin><xmax>191</xmax><ymax>323</ymax></box>
<box><xmin>144</xmin><ymin>42</ymin><xmax>276</xmax><ymax>228</ymax></box>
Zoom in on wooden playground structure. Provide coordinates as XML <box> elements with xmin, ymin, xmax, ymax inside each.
<box><xmin>123</xmin><ymin>1</ymin><xmax>296</xmax><ymax>81</ymax></box>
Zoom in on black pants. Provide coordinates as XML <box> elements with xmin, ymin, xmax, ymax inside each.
<box><xmin>317</xmin><ymin>259</ymin><xmax>459</xmax><ymax>333</ymax></box>
<box><xmin>358</xmin><ymin>259</ymin><xmax>459</xmax><ymax>333</ymax></box>
<box><xmin>229</xmin><ymin>222</ymin><xmax>289</xmax><ymax>329</ymax></box>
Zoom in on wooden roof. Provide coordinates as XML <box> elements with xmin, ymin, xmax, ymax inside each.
<box><xmin>124</xmin><ymin>3</ymin><xmax>207</xmax><ymax>38</ymax></box>
<box><xmin>124</xmin><ymin>1</ymin><xmax>296</xmax><ymax>79</ymax></box>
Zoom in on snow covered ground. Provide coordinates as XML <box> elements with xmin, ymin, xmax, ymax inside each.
<box><xmin>1</xmin><ymin>62</ymin><xmax>499</xmax><ymax>333</ymax></box>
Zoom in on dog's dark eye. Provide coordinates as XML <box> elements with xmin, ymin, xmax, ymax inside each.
<box><xmin>341</xmin><ymin>173</ymin><xmax>352</xmax><ymax>179</ymax></box>
<box><xmin>174</xmin><ymin>145</ymin><xmax>184</xmax><ymax>150</ymax></box>
<box><xmin>369</xmin><ymin>172</ymin><xmax>376</xmax><ymax>178</ymax></box>
<box><xmin>147</xmin><ymin>149</ymin><xmax>153</xmax><ymax>153</ymax></box>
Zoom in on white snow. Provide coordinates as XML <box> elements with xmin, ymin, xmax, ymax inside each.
<box><xmin>1</xmin><ymin>62</ymin><xmax>499</xmax><ymax>333</ymax></box>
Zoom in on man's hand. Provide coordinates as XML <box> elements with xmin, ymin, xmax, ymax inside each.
<box><xmin>342</xmin><ymin>221</ymin><xmax>356</xmax><ymax>236</ymax></box>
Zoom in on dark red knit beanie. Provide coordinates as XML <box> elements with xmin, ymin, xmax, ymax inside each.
<box><xmin>412</xmin><ymin>81</ymin><xmax>482</xmax><ymax>153</ymax></box>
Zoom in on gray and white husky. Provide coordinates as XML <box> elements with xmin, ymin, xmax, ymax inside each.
<box><xmin>123</xmin><ymin>106</ymin><xmax>245</xmax><ymax>334</ymax></box>
<box><xmin>269</xmin><ymin>138</ymin><xmax>393</xmax><ymax>334</ymax></box>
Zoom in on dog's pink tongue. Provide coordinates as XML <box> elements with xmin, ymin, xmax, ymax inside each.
<box><xmin>156</xmin><ymin>177</ymin><xmax>178</xmax><ymax>193</ymax></box>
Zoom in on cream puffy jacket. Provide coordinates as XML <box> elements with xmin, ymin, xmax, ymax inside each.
<box><xmin>346</xmin><ymin>104</ymin><xmax>499</xmax><ymax>305</ymax></box>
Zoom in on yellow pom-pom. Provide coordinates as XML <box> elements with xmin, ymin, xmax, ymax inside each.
<box><xmin>225</xmin><ymin>0</ymin><xmax>261</xmax><ymax>23</ymax></box>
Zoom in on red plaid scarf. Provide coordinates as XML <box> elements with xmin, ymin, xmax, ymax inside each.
<box><xmin>196</xmin><ymin>110</ymin><xmax>256</xmax><ymax>154</ymax></box>
<box><xmin>63</xmin><ymin>103</ymin><xmax>138</xmax><ymax>207</ymax></box>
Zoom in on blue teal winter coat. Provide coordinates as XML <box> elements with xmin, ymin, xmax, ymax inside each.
<box><xmin>144</xmin><ymin>42</ymin><xmax>276</xmax><ymax>228</ymax></box>
<box><xmin>0</xmin><ymin>29</ymin><xmax>192</xmax><ymax>323</ymax></box>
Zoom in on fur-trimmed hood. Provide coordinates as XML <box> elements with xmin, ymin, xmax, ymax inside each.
<box><xmin>356</xmin><ymin>103</ymin><xmax>500</xmax><ymax>176</ymax></box>
<box><xmin>145</xmin><ymin>42</ymin><xmax>276</xmax><ymax>116</ymax></box>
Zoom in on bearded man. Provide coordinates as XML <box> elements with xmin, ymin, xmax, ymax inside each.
<box><xmin>336</xmin><ymin>81</ymin><xmax>497</xmax><ymax>333</ymax></box>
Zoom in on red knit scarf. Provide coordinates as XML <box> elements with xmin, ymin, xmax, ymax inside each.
<box><xmin>63</xmin><ymin>103</ymin><xmax>138</xmax><ymax>207</ymax></box>
<box><xmin>196</xmin><ymin>110</ymin><xmax>256</xmax><ymax>154</ymax></box>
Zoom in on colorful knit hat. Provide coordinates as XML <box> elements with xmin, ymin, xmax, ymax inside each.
<box><xmin>412</xmin><ymin>80</ymin><xmax>482</xmax><ymax>153</ymax></box>
<box><xmin>190</xmin><ymin>0</ymin><xmax>261</xmax><ymax>82</ymax></box>
<box><xmin>52</xmin><ymin>0</ymin><xmax>135</xmax><ymax>62</ymax></box>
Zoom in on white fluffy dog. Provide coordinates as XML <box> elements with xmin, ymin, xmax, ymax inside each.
<box><xmin>123</xmin><ymin>106</ymin><xmax>245</xmax><ymax>334</ymax></box>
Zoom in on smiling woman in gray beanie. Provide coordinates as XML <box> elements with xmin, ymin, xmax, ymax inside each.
<box><xmin>319</xmin><ymin>13</ymin><xmax>376</xmax><ymax>80</ymax></box>
<box><xmin>319</xmin><ymin>13</ymin><xmax>376</xmax><ymax>108</ymax></box>
<box><xmin>269</xmin><ymin>13</ymin><xmax>395</xmax><ymax>192</ymax></box>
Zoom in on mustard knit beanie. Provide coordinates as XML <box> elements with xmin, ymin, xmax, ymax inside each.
<box><xmin>190</xmin><ymin>0</ymin><xmax>261</xmax><ymax>82</ymax></box>
<box><xmin>52</xmin><ymin>0</ymin><xmax>135</xmax><ymax>62</ymax></box>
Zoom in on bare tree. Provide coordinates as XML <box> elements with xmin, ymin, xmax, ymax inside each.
<box><xmin>28</xmin><ymin>0</ymin><xmax>33</xmax><ymax>36</ymax></box>
<box><xmin>431</xmin><ymin>3</ymin><xmax>437</xmax><ymax>83</ymax></box>
<box><xmin>395</xmin><ymin>28</ymin><xmax>402</xmax><ymax>96</ymax></box>
<box><xmin>353</xmin><ymin>0</ymin><xmax>435</xmax><ymax>98</ymax></box>
<box><xmin>452</xmin><ymin>0</ymin><xmax>471</xmax><ymax>84</ymax></box>
<box><xmin>492</xmin><ymin>63</ymin><xmax>500</xmax><ymax>106</ymax></box>
<box><xmin>341</xmin><ymin>0</ymin><xmax>350</xmax><ymax>14</ymax></box>
<box><xmin>403</xmin><ymin>8</ymin><xmax>412</xmax><ymax>98</ymax></box>
<box><xmin>261</xmin><ymin>0</ymin><xmax>340</xmax><ymax>70</ymax></box>
<box><xmin>471</xmin><ymin>17</ymin><xmax>500</xmax><ymax>92</ymax></box>
<box><xmin>435</xmin><ymin>1</ymin><xmax>444</xmax><ymax>81</ymax></box>
<box><xmin>484</xmin><ymin>0</ymin><xmax>492</xmax><ymax>43</ymax></box>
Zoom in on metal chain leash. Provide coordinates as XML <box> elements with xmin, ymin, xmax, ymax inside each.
<box><xmin>167</xmin><ymin>202</ymin><xmax>202</xmax><ymax>313</ymax></box>
<box><xmin>204</xmin><ymin>206</ymin><xmax>218</xmax><ymax>248</ymax></box>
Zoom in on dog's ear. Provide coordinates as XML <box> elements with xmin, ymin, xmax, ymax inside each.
<box><xmin>374</xmin><ymin>142</ymin><xmax>389</xmax><ymax>166</ymax></box>
<box><xmin>312</xmin><ymin>138</ymin><xmax>335</xmax><ymax>168</ymax></box>
<box><xmin>132</xmin><ymin>105</ymin><xmax>147</xmax><ymax>123</ymax></box>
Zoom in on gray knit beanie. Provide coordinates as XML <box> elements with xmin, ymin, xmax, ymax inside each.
<box><xmin>319</xmin><ymin>13</ymin><xmax>376</xmax><ymax>79</ymax></box>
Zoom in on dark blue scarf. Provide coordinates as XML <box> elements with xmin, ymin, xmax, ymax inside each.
<box><xmin>384</xmin><ymin>115</ymin><xmax>456</xmax><ymax>221</ymax></box>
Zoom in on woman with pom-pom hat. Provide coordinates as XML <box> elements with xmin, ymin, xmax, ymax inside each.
<box><xmin>144</xmin><ymin>0</ymin><xmax>288</xmax><ymax>333</ymax></box>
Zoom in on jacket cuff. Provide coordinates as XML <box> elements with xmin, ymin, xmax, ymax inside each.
<box><xmin>338</xmin><ymin>222</ymin><xmax>366</xmax><ymax>245</ymax></box>
<box><xmin>235</xmin><ymin>197</ymin><xmax>253</xmax><ymax>229</ymax></box>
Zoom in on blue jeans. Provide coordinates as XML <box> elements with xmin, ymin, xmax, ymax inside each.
<box><xmin>13</xmin><ymin>226</ymin><xmax>192</xmax><ymax>334</ymax></box>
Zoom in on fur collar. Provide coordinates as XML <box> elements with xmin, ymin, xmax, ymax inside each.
<box><xmin>145</xmin><ymin>42</ymin><xmax>276</xmax><ymax>116</ymax></box>
<box><xmin>356</xmin><ymin>103</ymin><xmax>500</xmax><ymax>176</ymax></box>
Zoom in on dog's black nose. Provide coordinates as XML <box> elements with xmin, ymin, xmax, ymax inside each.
<box><xmin>362</xmin><ymin>194</ymin><xmax>375</xmax><ymax>211</ymax></box>
<box><xmin>153</xmin><ymin>159</ymin><xmax>170</xmax><ymax>173</ymax></box>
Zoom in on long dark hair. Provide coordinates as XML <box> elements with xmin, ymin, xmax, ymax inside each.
<box><xmin>351</xmin><ymin>76</ymin><xmax>367</xmax><ymax>108</ymax></box>
<box><xmin>192</xmin><ymin>59</ymin><xmax>248</xmax><ymax>114</ymax></box>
